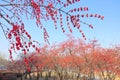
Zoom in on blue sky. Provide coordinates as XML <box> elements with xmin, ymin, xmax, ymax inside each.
<box><xmin>0</xmin><ymin>0</ymin><xmax>120</xmax><ymax>59</ymax></box>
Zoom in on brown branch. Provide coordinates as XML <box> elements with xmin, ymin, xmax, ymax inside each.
<box><xmin>0</xmin><ymin>3</ymin><xmax>90</xmax><ymax>26</ymax></box>
<box><xmin>0</xmin><ymin>3</ymin><xmax>31</xmax><ymax>6</ymax></box>
<box><xmin>0</xmin><ymin>13</ymin><xmax>11</xmax><ymax>25</ymax></box>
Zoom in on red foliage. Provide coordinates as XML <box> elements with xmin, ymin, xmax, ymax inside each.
<box><xmin>9</xmin><ymin>38</ymin><xmax>120</xmax><ymax>78</ymax></box>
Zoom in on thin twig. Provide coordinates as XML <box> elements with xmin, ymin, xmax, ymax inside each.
<box><xmin>0</xmin><ymin>23</ymin><xmax>8</xmax><ymax>39</ymax></box>
<box><xmin>0</xmin><ymin>13</ymin><xmax>11</xmax><ymax>25</ymax></box>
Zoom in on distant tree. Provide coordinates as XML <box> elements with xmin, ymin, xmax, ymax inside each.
<box><xmin>12</xmin><ymin>38</ymin><xmax>120</xmax><ymax>80</ymax></box>
<box><xmin>0</xmin><ymin>54</ymin><xmax>9</xmax><ymax>66</ymax></box>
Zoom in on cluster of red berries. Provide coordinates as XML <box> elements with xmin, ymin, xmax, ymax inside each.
<box><xmin>31</xmin><ymin>0</ymin><xmax>41</xmax><ymax>25</ymax></box>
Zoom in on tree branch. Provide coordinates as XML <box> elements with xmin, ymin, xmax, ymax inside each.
<box><xmin>0</xmin><ymin>3</ymin><xmax>90</xmax><ymax>26</ymax></box>
<box><xmin>0</xmin><ymin>13</ymin><xmax>11</xmax><ymax>25</ymax></box>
